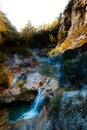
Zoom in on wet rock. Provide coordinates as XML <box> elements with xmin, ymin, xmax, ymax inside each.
<box><xmin>11</xmin><ymin>106</ymin><xmax>52</xmax><ymax>130</ymax></box>
<box><xmin>11</xmin><ymin>90</ymin><xmax>87</xmax><ymax>130</ymax></box>
<box><xmin>0</xmin><ymin>72</ymin><xmax>58</xmax><ymax>103</ymax></box>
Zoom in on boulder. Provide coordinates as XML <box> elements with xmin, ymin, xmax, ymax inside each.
<box><xmin>0</xmin><ymin>72</ymin><xmax>58</xmax><ymax>103</ymax></box>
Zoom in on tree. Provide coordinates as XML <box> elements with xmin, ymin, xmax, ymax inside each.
<box><xmin>20</xmin><ymin>20</ymin><xmax>36</xmax><ymax>47</ymax></box>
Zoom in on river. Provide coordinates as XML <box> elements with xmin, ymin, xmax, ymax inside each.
<box><xmin>0</xmin><ymin>50</ymin><xmax>61</xmax><ymax>124</ymax></box>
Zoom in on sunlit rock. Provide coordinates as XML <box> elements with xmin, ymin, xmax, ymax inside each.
<box><xmin>49</xmin><ymin>0</ymin><xmax>87</xmax><ymax>55</ymax></box>
<box><xmin>0</xmin><ymin>72</ymin><xmax>58</xmax><ymax>103</ymax></box>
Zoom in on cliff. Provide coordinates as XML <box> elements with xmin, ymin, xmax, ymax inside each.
<box><xmin>0</xmin><ymin>11</ymin><xmax>16</xmax><ymax>31</ymax></box>
<box><xmin>0</xmin><ymin>10</ymin><xmax>17</xmax><ymax>45</ymax></box>
<box><xmin>49</xmin><ymin>0</ymin><xmax>87</xmax><ymax>55</ymax></box>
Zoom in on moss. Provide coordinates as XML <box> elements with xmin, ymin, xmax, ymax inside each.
<box><xmin>20</xmin><ymin>87</ymin><xmax>28</xmax><ymax>94</ymax></box>
<box><xmin>58</xmin><ymin>39</ymin><xmax>71</xmax><ymax>51</ymax></box>
<box><xmin>48</xmin><ymin>24</ymin><xmax>87</xmax><ymax>56</ymax></box>
<box><xmin>0</xmin><ymin>69</ymin><xmax>11</xmax><ymax>88</ymax></box>
<box><xmin>48</xmin><ymin>39</ymin><xmax>72</xmax><ymax>56</ymax></box>
<box><xmin>50</xmin><ymin>97</ymin><xmax>60</xmax><ymax>112</ymax></box>
<box><xmin>46</xmin><ymin>89</ymin><xmax>64</xmax><ymax>115</ymax></box>
<box><xmin>77</xmin><ymin>94</ymin><xmax>84</xmax><ymax>101</ymax></box>
<box><xmin>48</xmin><ymin>47</ymin><xmax>60</xmax><ymax>56</ymax></box>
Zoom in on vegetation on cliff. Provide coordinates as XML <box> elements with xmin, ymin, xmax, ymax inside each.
<box><xmin>48</xmin><ymin>0</ymin><xmax>87</xmax><ymax>56</ymax></box>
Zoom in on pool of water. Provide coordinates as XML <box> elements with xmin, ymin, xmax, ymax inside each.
<box><xmin>0</xmin><ymin>102</ymin><xmax>31</xmax><ymax>123</ymax></box>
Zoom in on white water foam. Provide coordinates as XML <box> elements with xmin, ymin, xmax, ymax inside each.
<box><xmin>18</xmin><ymin>89</ymin><xmax>45</xmax><ymax>120</ymax></box>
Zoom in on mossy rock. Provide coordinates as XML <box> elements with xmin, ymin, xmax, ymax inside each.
<box><xmin>0</xmin><ymin>69</ymin><xmax>11</xmax><ymax>88</ymax></box>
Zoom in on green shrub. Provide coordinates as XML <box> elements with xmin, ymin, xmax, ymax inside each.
<box><xmin>61</xmin><ymin>60</ymin><xmax>83</xmax><ymax>86</ymax></box>
<box><xmin>62</xmin><ymin>49</ymin><xmax>77</xmax><ymax>61</ymax></box>
<box><xmin>1</xmin><ymin>46</ymin><xmax>33</xmax><ymax>57</ymax></box>
<box><xmin>45</xmin><ymin>91</ymin><xmax>63</xmax><ymax>115</ymax></box>
<box><xmin>50</xmin><ymin>97</ymin><xmax>60</xmax><ymax>112</ymax></box>
<box><xmin>0</xmin><ymin>52</ymin><xmax>7</xmax><ymax>63</ymax></box>
<box><xmin>14</xmin><ymin>48</ymin><xmax>33</xmax><ymax>57</ymax></box>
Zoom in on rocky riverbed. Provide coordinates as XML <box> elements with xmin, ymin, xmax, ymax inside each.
<box><xmin>0</xmin><ymin>52</ymin><xmax>58</xmax><ymax>130</ymax></box>
<box><xmin>0</xmin><ymin>50</ymin><xmax>87</xmax><ymax>130</ymax></box>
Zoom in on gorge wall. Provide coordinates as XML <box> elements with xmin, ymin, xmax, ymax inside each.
<box><xmin>49</xmin><ymin>0</ymin><xmax>87</xmax><ymax>55</ymax></box>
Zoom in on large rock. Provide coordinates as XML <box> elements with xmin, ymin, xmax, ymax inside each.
<box><xmin>0</xmin><ymin>72</ymin><xmax>58</xmax><ymax>103</ymax></box>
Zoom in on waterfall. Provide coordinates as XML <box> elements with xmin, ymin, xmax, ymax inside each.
<box><xmin>18</xmin><ymin>89</ymin><xmax>45</xmax><ymax>120</ymax></box>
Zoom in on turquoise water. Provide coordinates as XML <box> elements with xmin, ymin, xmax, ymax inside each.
<box><xmin>0</xmin><ymin>102</ymin><xmax>32</xmax><ymax>123</ymax></box>
<box><xmin>8</xmin><ymin>102</ymin><xmax>31</xmax><ymax>122</ymax></box>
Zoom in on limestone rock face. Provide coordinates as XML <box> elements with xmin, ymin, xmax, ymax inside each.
<box><xmin>69</xmin><ymin>0</ymin><xmax>86</xmax><ymax>34</ymax></box>
<box><xmin>0</xmin><ymin>72</ymin><xmax>58</xmax><ymax>103</ymax></box>
<box><xmin>50</xmin><ymin>0</ymin><xmax>87</xmax><ymax>55</ymax></box>
<box><xmin>61</xmin><ymin>0</ymin><xmax>87</xmax><ymax>36</ymax></box>
<box><xmin>59</xmin><ymin>0</ymin><xmax>74</xmax><ymax>32</ymax></box>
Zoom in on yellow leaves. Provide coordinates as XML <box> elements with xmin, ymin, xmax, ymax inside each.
<box><xmin>0</xmin><ymin>24</ymin><xmax>7</xmax><ymax>32</ymax></box>
<box><xmin>58</xmin><ymin>39</ymin><xmax>71</xmax><ymax>51</ymax></box>
<box><xmin>57</xmin><ymin>31</ymin><xmax>68</xmax><ymax>43</ymax></box>
<box><xmin>0</xmin><ymin>12</ymin><xmax>8</xmax><ymax>32</ymax></box>
<box><xmin>48</xmin><ymin>39</ymin><xmax>71</xmax><ymax>56</ymax></box>
<box><xmin>76</xmin><ymin>37</ymin><xmax>87</xmax><ymax>48</ymax></box>
<box><xmin>50</xmin><ymin>34</ymin><xmax>55</xmax><ymax>43</ymax></box>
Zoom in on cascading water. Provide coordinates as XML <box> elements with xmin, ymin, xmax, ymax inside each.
<box><xmin>1</xmin><ymin>50</ymin><xmax>60</xmax><ymax>124</ymax></box>
<box><xmin>16</xmin><ymin>89</ymin><xmax>45</xmax><ymax>121</ymax></box>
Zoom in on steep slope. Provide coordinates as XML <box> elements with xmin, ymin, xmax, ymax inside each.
<box><xmin>0</xmin><ymin>10</ymin><xmax>17</xmax><ymax>45</ymax></box>
<box><xmin>49</xmin><ymin>0</ymin><xmax>87</xmax><ymax>55</ymax></box>
<box><xmin>0</xmin><ymin>10</ymin><xmax>34</xmax><ymax>91</ymax></box>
